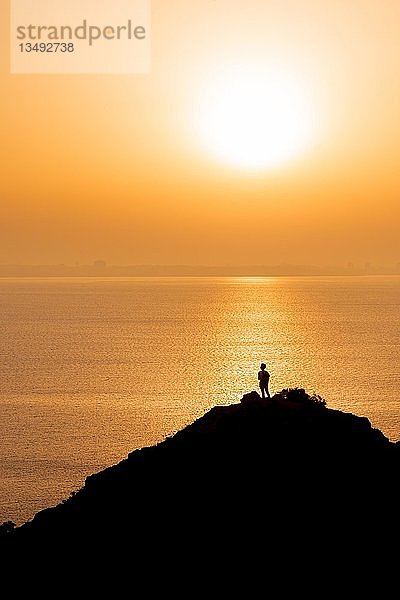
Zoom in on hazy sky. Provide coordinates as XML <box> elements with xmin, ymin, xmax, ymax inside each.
<box><xmin>1</xmin><ymin>0</ymin><xmax>400</xmax><ymax>267</ymax></box>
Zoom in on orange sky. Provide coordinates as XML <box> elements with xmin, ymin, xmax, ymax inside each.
<box><xmin>1</xmin><ymin>0</ymin><xmax>400</xmax><ymax>267</ymax></box>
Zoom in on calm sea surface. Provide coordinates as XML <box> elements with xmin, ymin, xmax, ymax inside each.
<box><xmin>0</xmin><ymin>276</ymin><xmax>399</xmax><ymax>524</ymax></box>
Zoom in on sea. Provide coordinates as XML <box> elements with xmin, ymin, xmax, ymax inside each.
<box><xmin>0</xmin><ymin>276</ymin><xmax>399</xmax><ymax>524</ymax></box>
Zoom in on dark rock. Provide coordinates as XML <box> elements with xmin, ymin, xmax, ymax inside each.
<box><xmin>240</xmin><ymin>390</ymin><xmax>263</xmax><ymax>405</ymax></box>
<box><xmin>2</xmin><ymin>388</ymin><xmax>398</xmax><ymax>571</ymax></box>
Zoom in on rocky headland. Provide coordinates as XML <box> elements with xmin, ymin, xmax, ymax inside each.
<box><xmin>1</xmin><ymin>388</ymin><xmax>398</xmax><ymax>562</ymax></box>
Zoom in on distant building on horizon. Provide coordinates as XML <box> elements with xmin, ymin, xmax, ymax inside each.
<box><xmin>93</xmin><ymin>260</ymin><xmax>107</xmax><ymax>271</ymax></box>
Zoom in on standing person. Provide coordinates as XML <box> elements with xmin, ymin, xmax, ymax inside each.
<box><xmin>258</xmin><ymin>363</ymin><xmax>270</xmax><ymax>399</ymax></box>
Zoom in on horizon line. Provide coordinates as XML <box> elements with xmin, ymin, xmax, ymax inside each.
<box><xmin>0</xmin><ymin>262</ymin><xmax>399</xmax><ymax>277</ymax></box>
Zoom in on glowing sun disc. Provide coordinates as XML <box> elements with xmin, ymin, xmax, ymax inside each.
<box><xmin>198</xmin><ymin>65</ymin><xmax>316</xmax><ymax>170</ymax></box>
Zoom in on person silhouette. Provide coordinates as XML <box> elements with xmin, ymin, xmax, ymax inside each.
<box><xmin>258</xmin><ymin>363</ymin><xmax>270</xmax><ymax>399</ymax></box>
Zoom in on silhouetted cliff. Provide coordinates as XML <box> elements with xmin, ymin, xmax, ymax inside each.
<box><xmin>2</xmin><ymin>389</ymin><xmax>399</xmax><ymax>562</ymax></box>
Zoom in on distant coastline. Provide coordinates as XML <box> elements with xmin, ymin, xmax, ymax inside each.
<box><xmin>0</xmin><ymin>262</ymin><xmax>399</xmax><ymax>278</ymax></box>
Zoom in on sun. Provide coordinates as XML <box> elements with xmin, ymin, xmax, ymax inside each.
<box><xmin>197</xmin><ymin>65</ymin><xmax>316</xmax><ymax>170</ymax></box>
